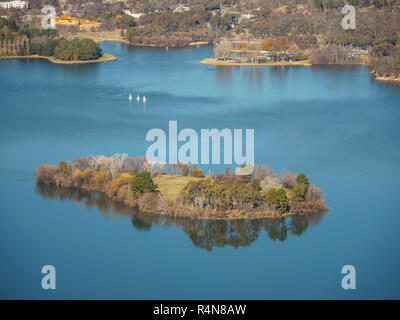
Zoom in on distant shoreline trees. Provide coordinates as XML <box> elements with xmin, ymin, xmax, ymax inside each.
<box><xmin>0</xmin><ymin>17</ymin><xmax>102</xmax><ymax>61</ymax></box>
<box><xmin>10</xmin><ymin>37</ymin><xmax>103</xmax><ymax>61</ymax></box>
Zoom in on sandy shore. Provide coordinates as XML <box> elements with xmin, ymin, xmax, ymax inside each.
<box><xmin>0</xmin><ymin>53</ymin><xmax>117</xmax><ymax>64</ymax></box>
<box><xmin>200</xmin><ymin>58</ymin><xmax>312</xmax><ymax>67</ymax></box>
<box><xmin>189</xmin><ymin>41</ymin><xmax>210</xmax><ymax>46</ymax></box>
<box><xmin>373</xmin><ymin>75</ymin><xmax>400</xmax><ymax>82</ymax></box>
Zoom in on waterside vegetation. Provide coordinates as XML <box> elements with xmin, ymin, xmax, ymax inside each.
<box><xmin>0</xmin><ymin>17</ymin><xmax>111</xmax><ymax>63</ymax></box>
<box><xmin>36</xmin><ymin>153</ymin><xmax>329</xmax><ymax>220</ymax></box>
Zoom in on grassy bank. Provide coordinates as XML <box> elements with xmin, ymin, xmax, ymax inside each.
<box><xmin>153</xmin><ymin>175</ymin><xmax>203</xmax><ymax>201</ymax></box>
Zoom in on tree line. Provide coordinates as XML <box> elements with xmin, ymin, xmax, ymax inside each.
<box><xmin>0</xmin><ymin>17</ymin><xmax>102</xmax><ymax>61</ymax></box>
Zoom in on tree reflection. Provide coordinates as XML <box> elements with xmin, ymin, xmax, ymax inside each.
<box><xmin>36</xmin><ymin>183</ymin><xmax>327</xmax><ymax>251</ymax></box>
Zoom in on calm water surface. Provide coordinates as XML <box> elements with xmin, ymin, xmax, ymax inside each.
<box><xmin>1</xmin><ymin>42</ymin><xmax>400</xmax><ymax>299</ymax></box>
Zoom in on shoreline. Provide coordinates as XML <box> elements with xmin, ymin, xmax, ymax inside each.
<box><xmin>61</xmin><ymin>31</ymin><xmax>210</xmax><ymax>48</ymax></box>
<box><xmin>2</xmin><ymin>41</ymin><xmax>396</xmax><ymax>83</ymax></box>
<box><xmin>36</xmin><ymin>181</ymin><xmax>326</xmax><ymax>220</ymax></box>
<box><xmin>200</xmin><ymin>58</ymin><xmax>312</xmax><ymax>67</ymax></box>
<box><xmin>0</xmin><ymin>53</ymin><xmax>117</xmax><ymax>64</ymax></box>
<box><xmin>372</xmin><ymin>74</ymin><xmax>400</xmax><ymax>83</ymax></box>
<box><xmin>36</xmin><ymin>155</ymin><xmax>329</xmax><ymax>221</ymax></box>
<box><xmin>200</xmin><ymin>58</ymin><xmax>399</xmax><ymax>84</ymax></box>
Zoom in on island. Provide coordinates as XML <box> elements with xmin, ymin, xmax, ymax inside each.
<box><xmin>35</xmin><ymin>154</ymin><xmax>329</xmax><ymax>220</ymax></box>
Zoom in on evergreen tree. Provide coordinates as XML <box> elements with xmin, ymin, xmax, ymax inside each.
<box><xmin>131</xmin><ymin>171</ymin><xmax>158</xmax><ymax>194</ymax></box>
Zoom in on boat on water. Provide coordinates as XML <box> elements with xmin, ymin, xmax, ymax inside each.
<box><xmin>143</xmin><ymin>95</ymin><xmax>147</xmax><ymax>103</ymax></box>
<box><xmin>129</xmin><ymin>93</ymin><xmax>132</xmax><ymax>101</ymax></box>
<box><xmin>136</xmin><ymin>94</ymin><xmax>140</xmax><ymax>102</ymax></box>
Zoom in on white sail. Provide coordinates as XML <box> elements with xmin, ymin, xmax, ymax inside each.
<box><xmin>129</xmin><ymin>93</ymin><xmax>132</xmax><ymax>101</ymax></box>
<box><xmin>136</xmin><ymin>94</ymin><xmax>140</xmax><ymax>102</ymax></box>
<box><xmin>142</xmin><ymin>95</ymin><xmax>147</xmax><ymax>103</ymax></box>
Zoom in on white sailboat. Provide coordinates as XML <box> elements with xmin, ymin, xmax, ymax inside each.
<box><xmin>129</xmin><ymin>93</ymin><xmax>132</xmax><ymax>101</ymax></box>
<box><xmin>136</xmin><ymin>94</ymin><xmax>140</xmax><ymax>102</ymax></box>
<box><xmin>142</xmin><ymin>95</ymin><xmax>147</xmax><ymax>103</ymax></box>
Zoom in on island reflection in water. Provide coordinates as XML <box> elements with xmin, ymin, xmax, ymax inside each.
<box><xmin>36</xmin><ymin>183</ymin><xmax>327</xmax><ymax>251</ymax></box>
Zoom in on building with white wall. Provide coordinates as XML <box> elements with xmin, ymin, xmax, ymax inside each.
<box><xmin>0</xmin><ymin>1</ymin><xmax>28</xmax><ymax>9</ymax></box>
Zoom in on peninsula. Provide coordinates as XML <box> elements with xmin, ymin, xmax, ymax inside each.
<box><xmin>0</xmin><ymin>53</ymin><xmax>117</xmax><ymax>64</ymax></box>
<box><xmin>0</xmin><ymin>19</ymin><xmax>114</xmax><ymax>64</ymax></box>
<box><xmin>35</xmin><ymin>154</ymin><xmax>329</xmax><ymax>220</ymax></box>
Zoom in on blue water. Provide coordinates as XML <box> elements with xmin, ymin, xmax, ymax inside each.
<box><xmin>1</xmin><ymin>42</ymin><xmax>400</xmax><ymax>299</ymax></box>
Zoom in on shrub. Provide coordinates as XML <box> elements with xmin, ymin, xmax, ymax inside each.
<box><xmin>291</xmin><ymin>54</ymin><xmax>309</xmax><ymax>61</ymax></box>
<box><xmin>191</xmin><ymin>168</ymin><xmax>204</xmax><ymax>178</ymax></box>
<box><xmin>106</xmin><ymin>173</ymin><xmax>134</xmax><ymax>197</ymax></box>
<box><xmin>292</xmin><ymin>186</ymin><xmax>305</xmax><ymax>201</ymax></box>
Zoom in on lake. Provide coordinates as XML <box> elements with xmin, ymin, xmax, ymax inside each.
<box><xmin>1</xmin><ymin>42</ymin><xmax>400</xmax><ymax>299</ymax></box>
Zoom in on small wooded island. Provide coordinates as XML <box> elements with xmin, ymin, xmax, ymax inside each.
<box><xmin>36</xmin><ymin>154</ymin><xmax>329</xmax><ymax>220</ymax></box>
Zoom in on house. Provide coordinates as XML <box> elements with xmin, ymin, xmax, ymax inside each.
<box><xmin>78</xmin><ymin>20</ymin><xmax>101</xmax><ymax>31</ymax></box>
<box><xmin>350</xmin><ymin>48</ymin><xmax>369</xmax><ymax>57</ymax></box>
<box><xmin>173</xmin><ymin>6</ymin><xmax>190</xmax><ymax>13</ymax></box>
<box><xmin>55</xmin><ymin>15</ymin><xmax>101</xmax><ymax>31</ymax></box>
<box><xmin>123</xmin><ymin>9</ymin><xmax>144</xmax><ymax>19</ymax></box>
<box><xmin>0</xmin><ymin>1</ymin><xmax>28</xmax><ymax>9</ymax></box>
<box><xmin>55</xmin><ymin>15</ymin><xmax>79</xmax><ymax>27</ymax></box>
<box><xmin>240</xmin><ymin>13</ymin><xmax>255</xmax><ymax>20</ymax></box>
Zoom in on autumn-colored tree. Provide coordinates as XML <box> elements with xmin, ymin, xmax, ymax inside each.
<box><xmin>191</xmin><ymin>168</ymin><xmax>204</xmax><ymax>178</ymax></box>
<box><xmin>262</xmin><ymin>37</ymin><xmax>274</xmax><ymax>51</ymax></box>
<box><xmin>59</xmin><ymin>161</ymin><xmax>71</xmax><ymax>176</ymax></box>
<box><xmin>272</xmin><ymin>37</ymin><xmax>289</xmax><ymax>52</ymax></box>
<box><xmin>239</xmin><ymin>42</ymin><xmax>249</xmax><ymax>50</ymax></box>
